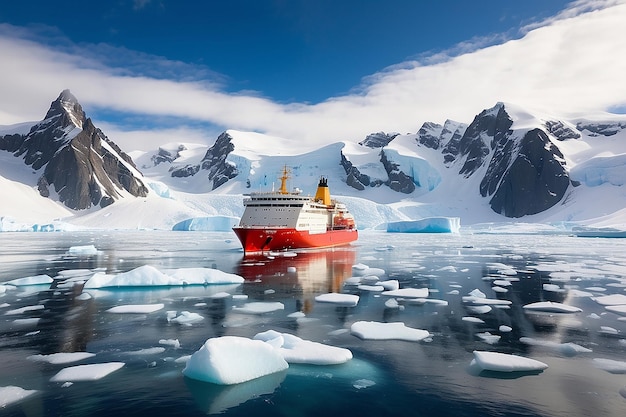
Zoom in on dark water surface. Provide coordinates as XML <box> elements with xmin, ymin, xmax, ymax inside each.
<box><xmin>1</xmin><ymin>231</ymin><xmax>626</xmax><ymax>416</ymax></box>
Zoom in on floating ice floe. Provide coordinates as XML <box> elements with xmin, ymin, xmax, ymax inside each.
<box><xmin>232</xmin><ymin>302</ymin><xmax>285</xmax><ymax>314</ymax></box>
<box><xmin>106</xmin><ymin>303</ymin><xmax>164</xmax><ymax>314</ymax></box>
<box><xmin>519</xmin><ymin>337</ymin><xmax>592</xmax><ymax>356</ymax></box>
<box><xmin>599</xmin><ymin>326</ymin><xmax>619</xmax><ymax>335</ymax></box>
<box><xmin>467</xmin><ymin>305</ymin><xmax>493</xmax><ymax>314</ymax></box>
<box><xmin>522</xmin><ymin>301</ymin><xmax>582</xmax><ymax>313</ymax></box>
<box><xmin>350</xmin><ymin>321</ymin><xmax>431</xmax><ymax>342</ymax></box>
<box><xmin>27</xmin><ymin>352</ymin><xmax>96</xmax><ymax>364</ymax></box>
<box><xmin>381</xmin><ymin>287</ymin><xmax>429</xmax><ymax>298</ymax></box>
<box><xmin>471</xmin><ymin>351</ymin><xmax>548</xmax><ymax>373</ymax></box>
<box><xmin>124</xmin><ymin>347</ymin><xmax>166</xmax><ymax>356</ymax></box>
<box><xmin>358</xmin><ymin>284</ymin><xmax>384</xmax><ymax>292</ymax></box>
<box><xmin>379</xmin><ymin>279</ymin><xmax>400</xmax><ymax>291</ymax></box>
<box><xmin>463</xmin><ymin>297</ymin><xmax>512</xmax><ymax>306</ymax></box>
<box><xmin>477</xmin><ymin>332</ymin><xmax>501</xmax><ymax>345</ymax></box>
<box><xmin>462</xmin><ymin>317</ymin><xmax>485</xmax><ymax>324</ymax></box>
<box><xmin>605</xmin><ymin>305</ymin><xmax>626</xmax><ymax>315</ymax></box>
<box><xmin>50</xmin><ymin>362</ymin><xmax>125</xmax><ymax>382</ymax></box>
<box><xmin>68</xmin><ymin>245</ymin><xmax>98</xmax><ymax>256</ymax></box>
<box><xmin>4</xmin><ymin>275</ymin><xmax>53</xmax><ymax>286</ymax></box>
<box><xmin>183</xmin><ymin>336</ymin><xmax>288</xmax><ymax>385</ymax></box>
<box><xmin>159</xmin><ymin>339</ymin><xmax>181</xmax><ymax>348</ymax></box>
<box><xmin>4</xmin><ymin>304</ymin><xmax>45</xmax><ymax>316</ymax></box>
<box><xmin>593</xmin><ymin>294</ymin><xmax>626</xmax><ymax>306</ymax></box>
<box><xmin>253</xmin><ymin>330</ymin><xmax>352</xmax><ymax>365</ymax></box>
<box><xmin>351</xmin><ymin>264</ymin><xmax>385</xmax><ymax>277</ymax></box>
<box><xmin>83</xmin><ymin>265</ymin><xmax>244</xmax><ymax>288</ymax></box>
<box><xmin>315</xmin><ymin>293</ymin><xmax>359</xmax><ymax>307</ymax></box>
<box><xmin>0</xmin><ymin>386</ymin><xmax>38</xmax><ymax>408</ymax></box>
<box><xmin>353</xmin><ymin>379</ymin><xmax>376</xmax><ymax>389</ymax></box>
<box><xmin>169</xmin><ymin>311</ymin><xmax>204</xmax><ymax>325</ymax></box>
<box><xmin>592</xmin><ymin>358</ymin><xmax>626</xmax><ymax>373</ymax></box>
<box><xmin>543</xmin><ymin>284</ymin><xmax>563</xmax><ymax>292</ymax></box>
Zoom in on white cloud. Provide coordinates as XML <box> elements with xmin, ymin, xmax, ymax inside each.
<box><xmin>1</xmin><ymin>1</ymin><xmax>626</xmax><ymax>152</ymax></box>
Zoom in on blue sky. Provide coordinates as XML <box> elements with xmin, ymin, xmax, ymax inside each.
<box><xmin>1</xmin><ymin>0</ymin><xmax>572</xmax><ymax>103</ymax></box>
<box><xmin>1</xmin><ymin>0</ymin><xmax>625</xmax><ymax>151</ymax></box>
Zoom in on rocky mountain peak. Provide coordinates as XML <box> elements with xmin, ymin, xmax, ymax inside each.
<box><xmin>359</xmin><ymin>131</ymin><xmax>399</xmax><ymax>148</ymax></box>
<box><xmin>42</xmin><ymin>89</ymin><xmax>86</xmax><ymax>130</ymax></box>
<box><xmin>2</xmin><ymin>90</ymin><xmax>149</xmax><ymax>210</ymax></box>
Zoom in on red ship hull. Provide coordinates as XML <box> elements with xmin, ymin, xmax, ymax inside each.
<box><xmin>233</xmin><ymin>227</ymin><xmax>358</xmax><ymax>253</ymax></box>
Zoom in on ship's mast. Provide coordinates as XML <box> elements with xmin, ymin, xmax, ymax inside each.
<box><xmin>279</xmin><ymin>165</ymin><xmax>290</xmax><ymax>194</ymax></box>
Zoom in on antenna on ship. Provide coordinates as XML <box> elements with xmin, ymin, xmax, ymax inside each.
<box><xmin>279</xmin><ymin>165</ymin><xmax>290</xmax><ymax>194</ymax></box>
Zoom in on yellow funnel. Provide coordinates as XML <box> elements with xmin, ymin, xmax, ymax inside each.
<box><xmin>314</xmin><ymin>177</ymin><xmax>331</xmax><ymax>205</ymax></box>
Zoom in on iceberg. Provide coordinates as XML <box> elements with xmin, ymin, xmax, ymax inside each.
<box><xmin>0</xmin><ymin>386</ymin><xmax>38</xmax><ymax>408</ymax></box>
<box><xmin>471</xmin><ymin>351</ymin><xmax>548</xmax><ymax>373</ymax></box>
<box><xmin>573</xmin><ymin>226</ymin><xmax>626</xmax><ymax>238</ymax></box>
<box><xmin>27</xmin><ymin>352</ymin><xmax>96</xmax><ymax>364</ymax></box>
<box><xmin>522</xmin><ymin>301</ymin><xmax>582</xmax><ymax>313</ymax></box>
<box><xmin>605</xmin><ymin>305</ymin><xmax>626</xmax><ymax>315</ymax></box>
<box><xmin>83</xmin><ymin>265</ymin><xmax>244</xmax><ymax>288</ymax></box>
<box><xmin>381</xmin><ymin>287</ymin><xmax>429</xmax><ymax>298</ymax></box>
<box><xmin>68</xmin><ymin>245</ymin><xmax>98</xmax><ymax>256</ymax></box>
<box><xmin>315</xmin><ymin>293</ymin><xmax>359</xmax><ymax>306</ymax></box>
<box><xmin>170</xmin><ymin>311</ymin><xmax>205</xmax><ymax>325</ymax></box>
<box><xmin>50</xmin><ymin>362</ymin><xmax>125</xmax><ymax>382</ymax></box>
<box><xmin>386</xmin><ymin>217</ymin><xmax>460</xmax><ymax>233</ymax></box>
<box><xmin>592</xmin><ymin>358</ymin><xmax>626</xmax><ymax>373</ymax></box>
<box><xmin>232</xmin><ymin>302</ymin><xmax>285</xmax><ymax>315</ymax></box>
<box><xmin>172</xmin><ymin>216</ymin><xmax>239</xmax><ymax>232</ymax></box>
<box><xmin>351</xmin><ymin>321</ymin><xmax>431</xmax><ymax>342</ymax></box>
<box><xmin>593</xmin><ymin>294</ymin><xmax>626</xmax><ymax>306</ymax></box>
<box><xmin>182</xmin><ymin>336</ymin><xmax>288</xmax><ymax>385</ymax></box>
<box><xmin>4</xmin><ymin>274</ymin><xmax>53</xmax><ymax>286</ymax></box>
<box><xmin>106</xmin><ymin>304</ymin><xmax>164</xmax><ymax>314</ymax></box>
<box><xmin>253</xmin><ymin>330</ymin><xmax>352</xmax><ymax>365</ymax></box>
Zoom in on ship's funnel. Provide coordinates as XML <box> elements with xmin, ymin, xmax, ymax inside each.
<box><xmin>314</xmin><ymin>177</ymin><xmax>331</xmax><ymax>205</ymax></box>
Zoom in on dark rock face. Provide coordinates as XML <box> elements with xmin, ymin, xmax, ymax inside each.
<box><xmin>416</xmin><ymin>119</ymin><xmax>467</xmax><ymax>164</ymax></box>
<box><xmin>576</xmin><ymin>121</ymin><xmax>626</xmax><ymax>137</ymax></box>
<box><xmin>3</xmin><ymin>90</ymin><xmax>148</xmax><ymax>209</ymax></box>
<box><xmin>0</xmin><ymin>133</ymin><xmax>23</xmax><ymax>152</ymax></box>
<box><xmin>487</xmin><ymin>128</ymin><xmax>570</xmax><ymax>217</ymax></box>
<box><xmin>200</xmin><ymin>132</ymin><xmax>238</xmax><ymax>189</ymax></box>
<box><xmin>167</xmin><ymin>132</ymin><xmax>238</xmax><ymax>188</ymax></box>
<box><xmin>170</xmin><ymin>164</ymin><xmax>200</xmax><ymax>178</ymax></box>
<box><xmin>458</xmin><ymin>103</ymin><xmax>513</xmax><ymax>177</ymax></box>
<box><xmin>340</xmin><ymin>152</ymin><xmax>369</xmax><ymax>190</ymax></box>
<box><xmin>441</xmin><ymin>122</ymin><xmax>467</xmax><ymax>165</ymax></box>
<box><xmin>417</xmin><ymin>122</ymin><xmax>442</xmax><ymax>149</ymax></box>
<box><xmin>359</xmin><ymin>131</ymin><xmax>399</xmax><ymax>148</ymax></box>
<box><xmin>380</xmin><ymin>150</ymin><xmax>415</xmax><ymax>193</ymax></box>
<box><xmin>152</xmin><ymin>145</ymin><xmax>187</xmax><ymax>166</ymax></box>
<box><xmin>545</xmin><ymin>120</ymin><xmax>581</xmax><ymax>141</ymax></box>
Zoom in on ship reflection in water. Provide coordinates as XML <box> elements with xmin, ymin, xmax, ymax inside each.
<box><xmin>237</xmin><ymin>248</ymin><xmax>357</xmax><ymax>314</ymax></box>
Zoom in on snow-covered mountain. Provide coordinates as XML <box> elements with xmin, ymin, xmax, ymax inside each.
<box><xmin>2</xmin><ymin>91</ymin><xmax>626</xmax><ymax>231</ymax></box>
<box><xmin>0</xmin><ymin>90</ymin><xmax>149</xmax><ymax>210</ymax></box>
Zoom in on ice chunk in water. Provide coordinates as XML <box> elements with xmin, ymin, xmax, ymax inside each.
<box><xmin>471</xmin><ymin>351</ymin><xmax>548</xmax><ymax>372</ymax></box>
<box><xmin>183</xmin><ymin>336</ymin><xmax>288</xmax><ymax>385</ymax></box>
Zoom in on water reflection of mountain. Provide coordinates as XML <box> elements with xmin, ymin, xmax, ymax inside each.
<box><xmin>236</xmin><ymin>248</ymin><xmax>356</xmax><ymax>314</ymax></box>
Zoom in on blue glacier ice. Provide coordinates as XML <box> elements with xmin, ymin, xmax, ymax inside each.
<box><xmin>172</xmin><ymin>216</ymin><xmax>239</xmax><ymax>232</ymax></box>
<box><xmin>386</xmin><ymin>217</ymin><xmax>460</xmax><ymax>233</ymax></box>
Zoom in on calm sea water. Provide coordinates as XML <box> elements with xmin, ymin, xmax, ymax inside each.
<box><xmin>1</xmin><ymin>230</ymin><xmax>626</xmax><ymax>417</ymax></box>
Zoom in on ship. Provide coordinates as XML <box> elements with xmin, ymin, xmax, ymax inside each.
<box><xmin>233</xmin><ymin>167</ymin><xmax>358</xmax><ymax>253</ymax></box>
